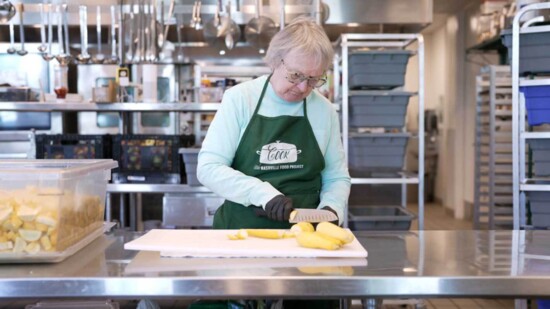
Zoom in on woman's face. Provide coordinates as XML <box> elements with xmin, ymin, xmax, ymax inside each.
<box><xmin>270</xmin><ymin>51</ymin><xmax>326</xmax><ymax>103</ymax></box>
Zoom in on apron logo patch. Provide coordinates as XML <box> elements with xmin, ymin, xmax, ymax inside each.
<box><xmin>256</xmin><ymin>141</ymin><xmax>303</xmax><ymax>166</ymax></box>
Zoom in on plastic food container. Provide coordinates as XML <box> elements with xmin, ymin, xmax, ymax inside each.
<box><xmin>0</xmin><ymin>159</ymin><xmax>117</xmax><ymax>261</ymax></box>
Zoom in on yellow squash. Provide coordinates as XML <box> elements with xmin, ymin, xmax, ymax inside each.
<box><xmin>295</xmin><ymin>231</ymin><xmax>341</xmax><ymax>250</ymax></box>
<box><xmin>244</xmin><ymin>229</ymin><xmax>284</xmax><ymax>239</ymax></box>
<box><xmin>290</xmin><ymin>222</ymin><xmax>315</xmax><ymax>234</ymax></box>
<box><xmin>316</xmin><ymin>222</ymin><xmax>354</xmax><ymax>244</ymax></box>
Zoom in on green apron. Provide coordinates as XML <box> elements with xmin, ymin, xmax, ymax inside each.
<box><xmin>213</xmin><ymin>75</ymin><xmax>325</xmax><ymax>229</ymax></box>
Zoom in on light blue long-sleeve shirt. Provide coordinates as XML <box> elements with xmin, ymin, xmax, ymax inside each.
<box><xmin>197</xmin><ymin>75</ymin><xmax>351</xmax><ymax>223</ymax></box>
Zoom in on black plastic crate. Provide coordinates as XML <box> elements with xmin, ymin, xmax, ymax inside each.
<box><xmin>111</xmin><ymin>134</ymin><xmax>194</xmax><ymax>184</ymax></box>
<box><xmin>35</xmin><ymin>134</ymin><xmax>111</xmax><ymax>159</ymax></box>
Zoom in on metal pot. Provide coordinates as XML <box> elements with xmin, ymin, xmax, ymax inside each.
<box><xmin>244</xmin><ymin>0</ymin><xmax>277</xmax><ymax>52</ymax></box>
<box><xmin>0</xmin><ymin>0</ymin><xmax>15</xmax><ymax>23</ymax></box>
<box><xmin>203</xmin><ymin>0</ymin><xmax>240</xmax><ymax>51</ymax></box>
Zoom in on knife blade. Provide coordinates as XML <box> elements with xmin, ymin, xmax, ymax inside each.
<box><xmin>254</xmin><ymin>208</ymin><xmax>338</xmax><ymax>223</ymax></box>
<box><xmin>289</xmin><ymin>208</ymin><xmax>338</xmax><ymax>223</ymax></box>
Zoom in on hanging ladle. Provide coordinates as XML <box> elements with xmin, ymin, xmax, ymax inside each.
<box><xmin>42</xmin><ymin>3</ymin><xmax>55</xmax><ymax>61</ymax></box>
<box><xmin>76</xmin><ymin>5</ymin><xmax>91</xmax><ymax>63</ymax></box>
<box><xmin>224</xmin><ymin>1</ymin><xmax>234</xmax><ymax>50</ymax></box>
<box><xmin>91</xmin><ymin>6</ymin><xmax>105</xmax><ymax>63</ymax></box>
<box><xmin>7</xmin><ymin>18</ymin><xmax>15</xmax><ymax>54</ymax></box>
<box><xmin>0</xmin><ymin>0</ymin><xmax>16</xmax><ymax>23</ymax></box>
<box><xmin>244</xmin><ymin>0</ymin><xmax>277</xmax><ymax>53</ymax></box>
<box><xmin>16</xmin><ymin>3</ymin><xmax>27</xmax><ymax>56</ymax></box>
<box><xmin>105</xmin><ymin>5</ymin><xmax>119</xmax><ymax>64</ymax></box>
<box><xmin>38</xmin><ymin>2</ymin><xmax>47</xmax><ymax>53</ymax></box>
<box><xmin>194</xmin><ymin>0</ymin><xmax>202</xmax><ymax>30</ymax></box>
<box><xmin>157</xmin><ymin>0</ymin><xmax>165</xmax><ymax>50</ymax></box>
<box><xmin>55</xmin><ymin>4</ymin><xmax>72</xmax><ymax>66</ymax></box>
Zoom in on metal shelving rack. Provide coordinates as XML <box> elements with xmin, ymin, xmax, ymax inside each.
<box><xmin>339</xmin><ymin>33</ymin><xmax>425</xmax><ymax>230</ymax></box>
<box><xmin>474</xmin><ymin>65</ymin><xmax>513</xmax><ymax>229</ymax></box>
<box><xmin>475</xmin><ymin>230</ymin><xmax>513</xmax><ymax>273</ymax></box>
<box><xmin>512</xmin><ymin>2</ymin><xmax>550</xmax><ymax>230</ymax></box>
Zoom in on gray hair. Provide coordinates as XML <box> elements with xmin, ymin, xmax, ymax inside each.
<box><xmin>264</xmin><ymin>16</ymin><xmax>334</xmax><ymax>71</ymax></box>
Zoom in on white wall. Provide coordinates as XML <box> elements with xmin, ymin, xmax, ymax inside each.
<box><xmin>424</xmin><ymin>4</ymin><xmax>500</xmax><ymax>219</ymax></box>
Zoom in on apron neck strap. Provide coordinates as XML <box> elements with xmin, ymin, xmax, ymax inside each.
<box><xmin>252</xmin><ymin>74</ymin><xmax>272</xmax><ymax>116</ymax></box>
<box><xmin>254</xmin><ymin>74</ymin><xmax>308</xmax><ymax>117</ymax></box>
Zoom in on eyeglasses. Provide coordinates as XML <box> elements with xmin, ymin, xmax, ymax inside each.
<box><xmin>280</xmin><ymin>59</ymin><xmax>327</xmax><ymax>88</ymax></box>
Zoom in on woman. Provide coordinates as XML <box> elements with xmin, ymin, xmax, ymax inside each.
<box><xmin>197</xmin><ymin>16</ymin><xmax>350</xmax><ymax>229</ymax></box>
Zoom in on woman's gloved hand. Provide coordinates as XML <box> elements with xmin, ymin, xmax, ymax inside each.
<box><xmin>264</xmin><ymin>195</ymin><xmax>294</xmax><ymax>221</ymax></box>
<box><xmin>322</xmin><ymin>206</ymin><xmax>339</xmax><ymax>225</ymax></box>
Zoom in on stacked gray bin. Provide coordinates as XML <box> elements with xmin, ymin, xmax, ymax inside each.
<box><xmin>527</xmin><ymin>139</ymin><xmax>550</xmax><ymax>177</ymax></box>
<box><xmin>346</xmin><ymin>52</ymin><xmax>413</xmax><ymax>231</ymax></box>
<box><xmin>179</xmin><ymin>148</ymin><xmax>201</xmax><ymax>186</ymax></box>
<box><xmin>501</xmin><ymin>29</ymin><xmax>550</xmax><ymax>75</ymax></box>
<box><xmin>526</xmin><ymin>192</ymin><xmax>550</xmax><ymax>228</ymax></box>
<box><xmin>349</xmin><ymin>91</ymin><xmax>413</xmax><ymax>128</ymax></box>
<box><xmin>348</xmin><ymin>206</ymin><xmax>416</xmax><ymax>231</ymax></box>
<box><xmin>525</xmin><ymin>139</ymin><xmax>550</xmax><ymax>228</ymax></box>
<box><xmin>348</xmin><ymin>133</ymin><xmax>410</xmax><ymax>174</ymax></box>
<box><xmin>348</xmin><ymin>50</ymin><xmax>413</xmax><ymax>89</ymax></box>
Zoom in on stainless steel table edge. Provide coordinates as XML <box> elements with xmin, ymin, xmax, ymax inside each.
<box><xmin>0</xmin><ymin>102</ymin><xmax>220</xmax><ymax>112</ymax></box>
<box><xmin>0</xmin><ymin>277</ymin><xmax>549</xmax><ymax>299</ymax></box>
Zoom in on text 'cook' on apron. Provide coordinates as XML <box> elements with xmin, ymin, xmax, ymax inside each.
<box><xmin>213</xmin><ymin>75</ymin><xmax>325</xmax><ymax>229</ymax></box>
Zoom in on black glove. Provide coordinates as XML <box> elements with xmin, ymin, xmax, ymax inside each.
<box><xmin>264</xmin><ymin>195</ymin><xmax>294</xmax><ymax>221</ymax></box>
<box><xmin>322</xmin><ymin>206</ymin><xmax>339</xmax><ymax>225</ymax></box>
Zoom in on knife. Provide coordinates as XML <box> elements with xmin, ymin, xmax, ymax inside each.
<box><xmin>254</xmin><ymin>208</ymin><xmax>338</xmax><ymax>223</ymax></box>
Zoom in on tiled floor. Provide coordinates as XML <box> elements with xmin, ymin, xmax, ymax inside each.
<box><xmin>408</xmin><ymin>203</ymin><xmax>474</xmax><ymax>230</ymax></box>
<box><xmin>0</xmin><ymin>204</ymin><xmax>524</xmax><ymax>309</ymax></box>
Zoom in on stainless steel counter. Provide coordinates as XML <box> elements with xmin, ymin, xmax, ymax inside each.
<box><xmin>0</xmin><ymin>102</ymin><xmax>220</xmax><ymax>112</ymax></box>
<box><xmin>106</xmin><ymin>184</ymin><xmax>213</xmax><ymax>193</ymax></box>
<box><xmin>0</xmin><ymin>102</ymin><xmax>339</xmax><ymax>112</ymax></box>
<box><xmin>0</xmin><ymin>230</ymin><xmax>549</xmax><ymax>300</ymax></box>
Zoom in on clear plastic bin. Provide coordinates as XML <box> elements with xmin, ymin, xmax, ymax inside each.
<box><xmin>0</xmin><ymin>159</ymin><xmax>117</xmax><ymax>257</ymax></box>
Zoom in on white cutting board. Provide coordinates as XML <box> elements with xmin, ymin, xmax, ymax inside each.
<box><xmin>125</xmin><ymin>251</ymin><xmax>368</xmax><ymax>274</ymax></box>
<box><xmin>124</xmin><ymin>229</ymin><xmax>368</xmax><ymax>258</ymax></box>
